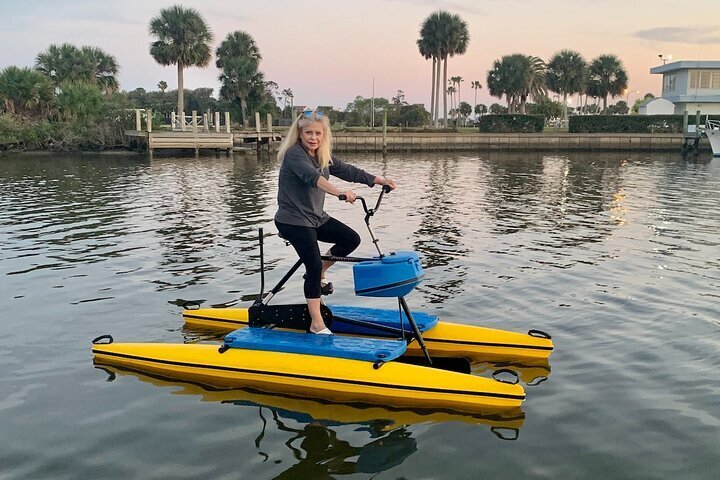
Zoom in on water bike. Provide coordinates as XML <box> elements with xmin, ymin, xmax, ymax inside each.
<box><xmin>181</xmin><ymin>187</ymin><xmax>554</xmax><ymax>363</ymax></box>
<box><xmin>92</xmin><ymin>187</ymin><xmax>552</xmax><ymax>412</ymax></box>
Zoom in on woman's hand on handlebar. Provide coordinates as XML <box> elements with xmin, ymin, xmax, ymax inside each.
<box><xmin>338</xmin><ymin>190</ymin><xmax>357</xmax><ymax>203</ymax></box>
<box><xmin>374</xmin><ymin>176</ymin><xmax>397</xmax><ymax>191</ymax></box>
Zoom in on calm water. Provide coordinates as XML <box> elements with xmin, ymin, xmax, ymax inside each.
<box><xmin>1</xmin><ymin>150</ymin><xmax>718</xmax><ymax>480</ymax></box>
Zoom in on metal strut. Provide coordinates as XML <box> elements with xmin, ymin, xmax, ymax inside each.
<box><xmin>399</xmin><ymin>296</ymin><xmax>432</xmax><ymax>365</ymax></box>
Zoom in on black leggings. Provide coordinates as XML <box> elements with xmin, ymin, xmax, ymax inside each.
<box><xmin>276</xmin><ymin>218</ymin><xmax>361</xmax><ymax>299</ymax></box>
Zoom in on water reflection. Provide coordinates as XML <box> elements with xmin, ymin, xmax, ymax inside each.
<box><xmin>224</xmin><ymin>153</ymin><xmax>279</xmax><ymax>275</ymax></box>
<box><xmin>0</xmin><ymin>155</ymin><xmax>150</xmax><ymax>276</ymax></box>
<box><xmin>96</xmin><ymin>365</ymin><xmax>526</xmax><ymax>462</ymax></box>
<box><xmin>412</xmin><ymin>155</ymin><xmax>469</xmax><ymax>304</ymax></box>
<box><xmin>260</xmin><ymin>413</ymin><xmax>416</xmax><ymax>478</ymax></box>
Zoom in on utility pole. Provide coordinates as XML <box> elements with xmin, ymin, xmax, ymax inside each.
<box><xmin>371</xmin><ymin>76</ymin><xmax>375</xmax><ymax>129</ymax></box>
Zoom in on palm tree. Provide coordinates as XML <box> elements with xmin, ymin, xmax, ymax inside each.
<box><xmin>80</xmin><ymin>46</ymin><xmax>119</xmax><ymax>93</ymax></box>
<box><xmin>0</xmin><ymin>66</ymin><xmax>54</xmax><ymax>116</ymax></box>
<box><xmin>446</xmin><ymin>85</ymin><xmax>456</xmax><ymax>123</ymax></box>
<box><xmin>470</xmin><ymin>80</ymin><xmax>482</xmax><ymax>120</ymax></box>
<box><xmin>487</xmin><ymin>54</ymin><xmax>525</xmax><ymax>113</ymax></box>
<box><xmin>35</xmin><ymin>43</ymin><xmax>119</xmax><ymax>93</ymax></box>
<box><xmin>149</xmin><ymin>5</ymin><xmax>213</xmax><ymax>118</ymax></box>
<box><xmin>35</xmin><ymin>43</ymin><xmax>84</xmax><ymax>87</ymax></box>
<box><xmin>450</xmin><ymin>76</ymin><xmax>463</xmax><ymax>108</ymax></box>
<box><xmin>281</xmin><ymin>88</ymin><xmax>294</xmax><ymax>115</ymax></box>
<box><xmin>440</xmin><ymin>14</ymin><xmax>469</xmax><ymax>126</ymax></box>
<box><xmin>158</xmin><ymin>80</ymin><xmax>168</xmax><ymax>93</ymax></box>
<box><xmin>417</xmin><ymin>13</ymin><xmax>444</xmax><ymax>126</ymax></box>
<box><xmin>587</xmin><ymin>54</ymin><xmax>628</xmax><ymax>112</ymax></box>
<box><xmin>417</xmin><ymin>11</ymin><xmax>469</xmax><ymax>127</ymax></box>
<box><xmin>474</xmin><ymin>103</ymin><xmax>487</xmax><ymax>117</ymax></box>
<box><xmin>449</xmin><ymin>75</ymin><xmax>463</xmax><ymax>122</ymax></box>
<box><xmin>547</xmin><ymin>50</ymin><xmax>586</xmax><ymax>120</ymax></box>
<box><xmin>216</xmin><ymin>31</ymin><xmax>262</xmax><ymax>127</ymax></box>
<box><xmin>487</xmin><ymin>54</ymin><xmax>546</xmax><ymax>114</ymax></box>
<box><xmin>458</xmin><ymin>101</ymin><xmax>471</xmax><ymax>126</ymax></box>
<box><xmin>519</xmin><ymin>56</ymin><xmax>547</xmax><ymax>114</ymax></box>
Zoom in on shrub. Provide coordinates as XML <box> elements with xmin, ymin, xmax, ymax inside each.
<box><xmin>569</xmin><ymin>115</ymin><xmax>686</xmax><ymax>133</ymax></box>
<box><xmin>0</xmin><ymin>114</ymin><xmax>22</xmax><ymax>147</ymax></box>
<box><xmin>477</xmin><ymin>114</ymin><xmax>545</xmax><ymax>133</ymax></box>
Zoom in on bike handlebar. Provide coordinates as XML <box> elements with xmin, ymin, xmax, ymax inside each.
<box><xmin>338</xmin><ymin>185</ymin><xmax>392</xmax><ymax>217</ymax></box>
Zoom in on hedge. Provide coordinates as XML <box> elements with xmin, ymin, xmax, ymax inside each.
<box><xmin>477</xmin><ymin>114</ymin><xmax>545</xmax><ymax>133</ymax></box>
<box><xmin>568</xmin><ymin>115</ymin><xmax>708</xmax><ymax>134</ymax></box>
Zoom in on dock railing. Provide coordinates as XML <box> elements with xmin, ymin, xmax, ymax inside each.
<box><xmin>169</xmin><ymin>110</ymin><xmax>231</xmax><ymax>133</ymax></box>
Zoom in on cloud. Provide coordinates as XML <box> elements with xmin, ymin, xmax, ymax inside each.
<box><xmin>634</xmin><ymin>26</ymin><xmax>720</xmax><ymax>45</ymax></box>
<box><xmin>386</xmin><ymin>0</ymin><xmax>485</xmax><ymax>16</ymax></box>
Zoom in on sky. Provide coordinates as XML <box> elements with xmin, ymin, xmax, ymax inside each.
<box><xmin>2</xmin><ymin>0</ymin><xmax>720</xmax><ymax>110</ymax></box>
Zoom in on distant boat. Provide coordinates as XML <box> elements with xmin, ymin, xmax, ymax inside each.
<box><xmin>704</xmin><ymin>119</ymin><xmax>720</xmax><ymax>157</ymax></box>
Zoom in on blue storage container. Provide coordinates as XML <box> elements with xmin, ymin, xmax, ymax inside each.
<box><xmin>353</xmin><ymin>251</ymin><xmax>424</xmax><ymax>297</ymax></box>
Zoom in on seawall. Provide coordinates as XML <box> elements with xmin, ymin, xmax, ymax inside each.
<box><xmin>331</xmin><ymin>132</ymin><xmax>698</xmax><ymax>153</ymax></box>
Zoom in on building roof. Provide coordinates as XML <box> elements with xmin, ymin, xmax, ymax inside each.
<box><xmin>651</xmin><ymin>61</ymin><xmax>720</xmax><ymax>74</ymax></box>
<box><xmin>639</xmin><ymin>97</ymin><xmax>674</xmax><ymax>107</ymax></box>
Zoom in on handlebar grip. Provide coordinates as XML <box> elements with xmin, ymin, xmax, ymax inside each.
<box><xmin>338</xmin><ymin>194</ymin><xmax>347</xmax><ymax>201</ymax></box>
<box><xmin>382</xmin><ymin>185</ymin><xmax>392</xmax><ymax>193</ymax></box>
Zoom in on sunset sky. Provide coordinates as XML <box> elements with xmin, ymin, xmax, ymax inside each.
<box><xmin>3</xmin><ymin>0</ymin><xmax>720</xmax><ymax>110</ymax></box>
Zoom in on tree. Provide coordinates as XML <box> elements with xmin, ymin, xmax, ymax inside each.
<box><xmin>149</xmin><ymin>5</ymin><xmax>213</xmax><ymax>117</ymax></box>
<box><xmin>631</xmin><ymin>93</ymin><xmax>654</xmax><ymax>113</ymax></box>
<box><xmin>450</xmin><ymin>75</ymin><xmax>463</xmax><ymax>114</ymax></box>
<box><xmin>397</xmin><ymin>104</ymin><xmax>430</xmax><ymax>126</ymax></box>
<box><xmin>417</xmin><ymin>12</ymin><xmax>443</xmax><ymax>126</ymax></box>
<box><xmin>35</xmin><ymin>43</ymin><xmax>119</xmax><ymax>93</ymax></box>
<box><xmin>489</xmin><ymin>103</ymin><xmax>507</xmax><ymax>114</ymax></box>
<box><xmin>446</xmin><ymin>85</ymin><xmax>456</xmax><ymax>119</ymax></box>
<box><xmin>216</xmin><ymin>30</ymin><xmax>263</xmax><ymax>127</ymax></box>
<box><xmin>55</xmin><ymin>81</ymin><xmax>105</xmax><ymax>121</ymax></box>
<box><xmin>546</xmin><ymin>50</ymin><xmax>586</xmax><ymax>120</ymax></box>
<box><xmin>458</xmin><ymin>101</ymin><xmax>471</xmax><ymax>126</ymax></box>
<box><xmin>81</xmin><ymin>46</ymin><xmax>119</xmax><ymax>93</ymax></box>
<box><xmin>526</xmin><ymin>96</ymin><xmax>563</xmax><ymax>119</ymax></box>
<box><xmin>441</xmin><ymin>15</ymin><xmax>469</xmax><ymax>126</ymax></box>
<box><xmin>487</xmin><ymin>54</ymin><xmax>527</xmax><ymax>113</ymax></box>
<box><xmin>470</xmin><ymin>80</ymin><xmax>482</xmax><ymax>119</ymax></box>
<box><xmin>519</xmin><ymin>56</ymin><xmax>547</xmax><ymax>114</ymax></box>
<box><xmin>587</xmin><ymin>54</ymin><xmax>628</xmax><ymax>112</ymax></box>
<box><xmin>474</xmin><ymin>103</ymin><xmax>487</xmax><ymax>117</ymax></box>
<box><xmin>280</xmin><ymin>88</ymin><xmax>294</xmax><ymax>117</ymax></box>
<box><xmin>607</xmin><ymin>100</ymin><xmax>628</xmax><ymax>115</ymax></box>
<box><xmin>417</xmin><ymin>11</ymin><xmax>469</xmax><ymax>127</ymax></box>
<box><xmin>158</xmin><ymin>80</ymin><xmax>168</xmax><ymax>93</ymax></box>
<box><xmin>487</xmin><ymin>54</ymin><xmax>546</xmax><ymax>114</ymax></box>
<box><xmin>344</xmin><ymin>96</ymin><xmax>389</xmax><ymax>127</ymax></box>
<box><xmin>0</xmin><ymin>66</ymin><xmax>54</xmax><ymax>116</ymax></box>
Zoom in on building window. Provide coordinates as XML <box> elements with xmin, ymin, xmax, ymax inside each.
<box><xmin>690</xmin><ymin>71</ymin><xmax>699</xmax><ymax>89</ymax></box>
<box><xmin>700</xmin><ymin>71</ymin><xmax>711</xmax><ymax>89</ymax></box>
<box><xmin>688</xmin><ymin>70</ymin><xmax>720</xmax><ymax>90</ymax></box>
<box><xmin>664</xmin><ymin>73</ymin><xmax>676</xmax><ymax>92</ymax></box>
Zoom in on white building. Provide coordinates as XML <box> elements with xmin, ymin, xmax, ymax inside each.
<box><xmin>638</xmin><ymin>97</ymin><xmax>675</xmax><ymax>115</ymax></box>
<box><xmin>650</xmin><ymin>61</ymin><xmax>720</xmax><ymax>115</ymax></box>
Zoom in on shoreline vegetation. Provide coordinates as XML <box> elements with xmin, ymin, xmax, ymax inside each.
<box><xmin>0</xmin><ymin>5</ymin><xmax>666</xmax><ymax>155</ymax></box>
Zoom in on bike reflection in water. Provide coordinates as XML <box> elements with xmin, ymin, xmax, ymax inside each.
<box><xmin>97</xmin><ymin>365</ymin><xmax>529</xmax><ymax>477</ymax></box>
<box><xmin>255</xmin><ymin>408</ymin><xmax>416</xmax><ymax>478</ymax></box>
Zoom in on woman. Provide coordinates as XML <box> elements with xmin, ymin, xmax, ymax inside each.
<box><xmin>275</xmin><ymin>109</ymin><xmax>396</xmax><ymax>334</ymax></box>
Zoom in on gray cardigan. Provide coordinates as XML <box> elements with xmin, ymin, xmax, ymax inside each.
<box><xmin>275</xmin><ymin>143</ymin><xmax>376</xmax><ymax>227</ymax></box>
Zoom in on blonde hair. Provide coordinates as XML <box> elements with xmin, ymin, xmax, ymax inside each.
<box><xmin>277</xmin><ymin>110</ymin><xmax>333</xmax><ymax>168</ymax></box>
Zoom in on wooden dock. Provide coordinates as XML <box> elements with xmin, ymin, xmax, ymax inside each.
<box><xmin>125</xmin><ymin>130</ymin><xmax>234</xmax><ymax>156</ymax></box>
<box><xmin>125</xmin><ymin>110</ymin><xmax>281</xmax><ymax>156</ymax></box>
